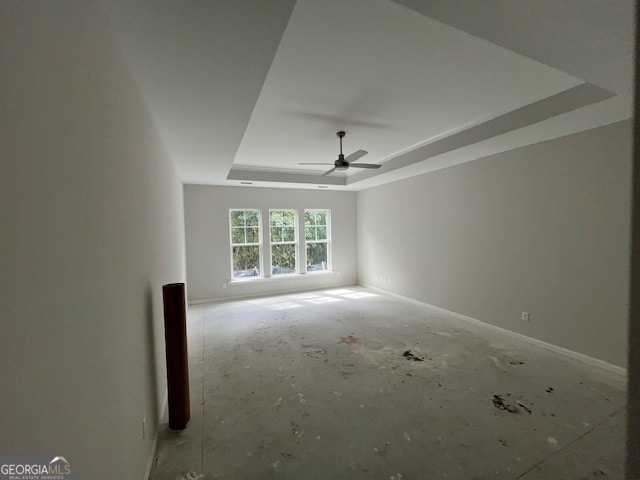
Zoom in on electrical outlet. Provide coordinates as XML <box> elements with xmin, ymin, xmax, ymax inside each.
<box><xmin>521</xmin><ymin>311</ymin><xmax>530</xmax><ymax>322</ymax></box>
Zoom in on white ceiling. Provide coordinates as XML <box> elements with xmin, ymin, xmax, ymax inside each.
<box><xmin>103</xmin><ymin>0</ymin><xmax>634</xmax><ymax>191</ymax></box>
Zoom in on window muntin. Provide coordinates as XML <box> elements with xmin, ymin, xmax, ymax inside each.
<box><xmin>305</xmin><ymin>210</ymin><xmax>330</xmax><ymax>272</ymax></box>
<box><xmin>270</xmin><ymin>209</ymin><xmax>297</xmax><ymax>275</ymax></box>
<box><xmin>230</xmin><ymin>209</ymin><xmax>262</xmax><ymax>278</ymax></box>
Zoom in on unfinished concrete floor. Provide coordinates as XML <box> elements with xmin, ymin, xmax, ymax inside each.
<box><xmin>150</xmin><ymin>286</ymin><xmax>626</xmax><ymax>480</ymax></box>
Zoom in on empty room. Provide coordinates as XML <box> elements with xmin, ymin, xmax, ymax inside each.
<box><xmin>2</xmin><ymin>1</ymin><xmax>639</xmax><ymax>480</ymax></box>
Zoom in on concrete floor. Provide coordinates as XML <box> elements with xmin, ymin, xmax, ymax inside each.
<box><xmin>149</xmin><ymin>286</ymin><xmax>626</xmax><ymax>480</ymax></box>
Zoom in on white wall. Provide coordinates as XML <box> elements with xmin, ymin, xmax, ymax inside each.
<box><xmin>0</xmin><ymin>2</ymin><xmax>186</xmax><ymax>478</ymax></box>
<box><xmin>184</xmin><ymin>185</ymin><xmax>357</xmax><ymax>302</ymax></box>
<box><xmin>358</xmin><ymin>120</ymin><xmax>632</xmax><ymax>367</ymax></box>
<box><xmin>627</xmin><ymin>23</ymin><xmax>640</xmax><ymax>475</ymax></box>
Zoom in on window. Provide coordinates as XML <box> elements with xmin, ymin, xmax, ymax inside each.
<box><xmin>228</xmin><ymin>208</ymin><xmax>332</xmax><ymax>281</ymax></box>
<box><xmin>230</xmin><ymin>209</ymin><xmax>262</xmax><ymax>278</ymax></box>
<box><xmin>270</xmin><ymin>209</ymin><xmax>297</xmax><ymax>275</ymax></box>
<box><xmin>305</xmin><ymin>209</ymin><xmax>330</xmax><ymax>272</ymax></box>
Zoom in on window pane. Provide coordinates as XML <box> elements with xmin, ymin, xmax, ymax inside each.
<box><xmin>315</xmin><ymin>212</ymin><xmax>327</xmax><ymax>226</ymax></box>
<box><xmin>246</xmin><ymin>227</ymin><xmax>260</xmax><ymax>243</ymax></box>
<box><xmin>231</xmin><ymin>227</ymin><xmax>245</xmax><ymax>244</ymax></box>
<box><xmin>245</xmin><ymin>210</ymin><xmax>259</xmax><ymax>226</ymax></box>
<box><xmin>271</xmin><ymin>210</ymin><xmax>295</xmax><ymax>226</ymax></box>
<box><xmin>232</xmin><ymin>245</ymin><xmax>260</xmax><ymax>277</ymax></box>
<box><xmin>306</xmin><ymin>242</ymin><xmax>327</xmax><ymax>271</ymax></box>
<box><xmin>306</xmin><ymin>211</ymin><xmax>326</xmax><ymax>225</ymax></box>
<box><xmin>282</xmin><ymin>211</ymin><xmax>295</xmax><ymax>226</ymax></box>
<box><xmin>272</xmin><ymin>244</ymin><xmax>296</xmax><ymax>275</ymax></box>
<box><xmin>230</xmin><ymin>211</ymin><xmax>244</xmax><ymax>227</ymax></box>
<box><xmin>305</xmin><ymin>226</ymin><xmax>314</xmax><ymax>241</ymax></box>
<box><xmin>283</xmin><ymin>227</ymin><xmax>295</xmax><ymax>242</ymax></box>
<box><xmin>317</xmin><ymin>226</ymin><xmax>327</xmax><ymax>240</ymax></box>
<box><xmin>305</xmin><ymin>211</ymin><xmax>316</xmax><ymax>225</ymax></box>
<box><xmin>270</xmin><ymin>227</ymin><xmax>281</xmax><ymax>243</ymax></box>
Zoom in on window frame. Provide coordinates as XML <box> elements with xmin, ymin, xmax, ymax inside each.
<box><xmin>229</xmin><ymin>208</ymin><xmax>263</xmax><ymax>280</ymax></box>
<box><xmin>269</xmin><ymin>209</ymin><xmax>299</xmax><ymax>276</ymax></box>
<box><xmin>304</xmin><ymin>209</ymin><xmax>331</xmax><ymax>273</ymax></box>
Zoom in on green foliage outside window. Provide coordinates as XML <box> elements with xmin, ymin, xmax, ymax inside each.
<box><xmin>270</xmin><ymin>210</ymin><xmax>297</xmax><ymax>274</ymax></box>
<box><xmin>305</xmin><ymin>210</ymin><xmax>329</xmax><ymax>271</ymax></box>
<box><xmin>231</xmin><ymin>210</ymin><xmax>261</xmax><ymax>277</ymax></box>
<box><xmin>229</xmin><ymin>209</ymin><xmax>330</xmax><ymax>278</ymax></box>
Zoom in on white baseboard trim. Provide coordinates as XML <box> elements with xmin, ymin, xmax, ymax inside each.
<box><xmin>361</xmin><ymin>284</ymin><xmax>627</xmax><ymax>378</ymax></box>
<box><xmin>188</xmin><ymin>281</ymin><xmax>355</xmax><ymax>305</ymax></box>
<box><xmin>144</xmin><ymin>393</ymin><xmax>168</xmax><ymax>480</ymax></box>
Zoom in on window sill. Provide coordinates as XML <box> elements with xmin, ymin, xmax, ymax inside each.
<box><xmin>228</xmin><ymin>270</ymin><xmax>336</xmax><ymax>285</ymax></box>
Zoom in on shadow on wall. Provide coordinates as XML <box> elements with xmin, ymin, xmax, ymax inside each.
<box><xmin>144</xmin><ymin>283</ymin><xmax>160</xmax><ymax>430</ymax></box>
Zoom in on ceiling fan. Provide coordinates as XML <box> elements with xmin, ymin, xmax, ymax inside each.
<box><xmin>299</xmin><ymin>131</ymin><xmax>381</xmax><ymax>175</ymax></box>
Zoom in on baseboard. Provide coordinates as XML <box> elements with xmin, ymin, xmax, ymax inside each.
<box><xmin>143</xmin><ymin>393</ymin><xmax>168</xmax><ymax>480</ymax></box>
<box><xmin>361</xmin><ymin>284</ymin><xmax>627</xmax><ymax>378</ymax></box>
<box><xmin>188</xmin><ymin>281</ymin><xmax>355</xmax><ymax>305</ymax></box>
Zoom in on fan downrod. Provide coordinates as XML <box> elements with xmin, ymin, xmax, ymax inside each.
<box><xmin>336</xmin><ymin>131</ymin><xmax>346</xmax><ymax>159</ymax></box>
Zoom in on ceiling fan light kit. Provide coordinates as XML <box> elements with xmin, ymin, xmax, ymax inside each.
<box><xmin>299</xmin><ymin>130</ymin><xmax>381</xmax><ymax>175</ymax></box>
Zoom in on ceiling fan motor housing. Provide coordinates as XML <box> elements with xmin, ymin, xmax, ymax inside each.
<box><xmin>335</xmin><ymin>153</ymin><xmax>348</xmax><ymax>170</ymax></box>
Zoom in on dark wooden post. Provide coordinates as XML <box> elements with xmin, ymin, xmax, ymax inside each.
<box><xmin>162</xmin><ymin>282</ymin><xmax>190</xmax><ymax>430</ymax></box>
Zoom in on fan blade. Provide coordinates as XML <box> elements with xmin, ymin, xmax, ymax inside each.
<box><xmin>344</xmin><ymin>150</ymin><xmax>368</xmax><ymax>163</ymax></box>
<box><xmin>322</xmin><ymin>167</ymin><xmax>337</xmax><ymax>176</ymax></box>
<box><xmin>299</xmin><ymin>162</ymin><xmax>335</xmax><ymax>165</ymax></box>
<box><xmin>349</xmin><ymin>163</ymin><xmax>381</xmax><ymax>169</ymax></box>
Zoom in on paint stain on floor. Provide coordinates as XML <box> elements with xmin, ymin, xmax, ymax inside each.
<box><xmin>338</xmin><ymin>335</ymin><xmax>360</xmax><ymax>344</ymax></box>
